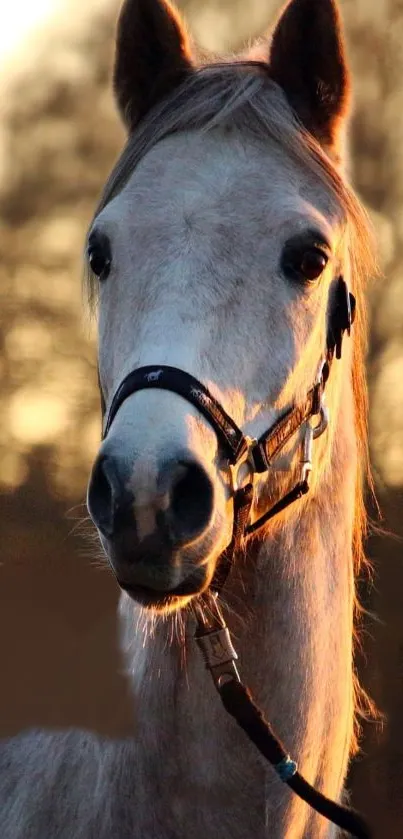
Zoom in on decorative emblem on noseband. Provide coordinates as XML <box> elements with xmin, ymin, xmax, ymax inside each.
<box><xmin>145</xmin><ymin>370</ymin><xmax>164</xmax><ymax>383</ymax></box>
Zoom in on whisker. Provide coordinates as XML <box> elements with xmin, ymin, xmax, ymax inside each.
<box><xmin>65</xmin><ymin>503</ymin><xmax>89</xmax><ymax>520</ymax></box>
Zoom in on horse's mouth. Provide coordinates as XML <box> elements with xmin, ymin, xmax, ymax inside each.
<box><xmin>118</xmin><ymin>572</ymin><xmax>209</xmax><ymax>612</ymax></box>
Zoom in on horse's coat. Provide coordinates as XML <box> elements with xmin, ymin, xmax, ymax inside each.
<box><xmin>0</xmin><ymin>1</ymin><xmax>376</xmax><ymax>836</ymax></box>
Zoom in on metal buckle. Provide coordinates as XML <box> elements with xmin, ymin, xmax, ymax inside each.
<box><xmin>300</xmin><ymin>423</ymin><xmax>314</xmax><ymax>485</ymax></box>
<box><xmin>193</xmin><ymin>595</ymin><xmax>241</xmax><ymax>690</ymax></box>
<box><xmin>315</xmin><ymin>357</ymin><xmax>328</xmax><ymax>388</ymax></box>
<box><xmin>312</xmin><ymin>357</ymin><xmax>330</xmax><ymax>441</ymax></box>
<box><xmin>312</xmin><ymin>404</ymin><xmax>329</xmax><ymax>439</ymax></box>
<box><xmin>195</xmin><ymin>627</ymin><xmax>241</xmax><ymax>689</ymax></box>
<box><xmin>228</xmin><ymin>435</ymin><xmax>257</xmax><ymax>493</ymax></box>
<box><xmin>299</xmin><ymin>403</ymin><xmax>329</xmax><ymax>486</ymax></box>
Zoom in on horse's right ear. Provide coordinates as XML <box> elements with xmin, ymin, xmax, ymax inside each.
<box><xmin>269</xmin><ymin>0</ymin><xmax>350</xmax><ymax>157</ymax></box>
<box><xmin>113</xmin><ymin>0</ymin><xmax>193</xmax><ymax>132</ymax></box>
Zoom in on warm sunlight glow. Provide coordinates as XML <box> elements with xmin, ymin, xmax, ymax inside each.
<box><xmin>9</xmin><ymin>390</ymin><xmax>69</xmax><ymax>445</ymax></box>
<box><xmin>0</xmin><ymin>451</ymin><xmax>28</xmax><ymax>490</ymax></box>
<box><xmin>0</xmin><ymin>1</ymin><xmax>64</xmax><ymax>65</ymax></box>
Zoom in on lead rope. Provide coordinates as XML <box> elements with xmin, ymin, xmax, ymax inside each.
<box><xmin>193</xmin><ymin>596</ymin><xmax>371</xmax><ymax>838</ymax></box>
<box><xmin>193</xmin><ymin>595</ymin><xmax>371</xmax><ymax>839</ymax></box>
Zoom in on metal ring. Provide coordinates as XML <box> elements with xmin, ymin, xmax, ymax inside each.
<box><xmin>228</xmin><ymin>435</ymin><xmax>257</xmax><ymax>493</ymax></box>
<box><xmin>312</xmin><ymin>405</ymin><xmax>329</xmax><ymax>439</ymax></box>
<box><xmin>315</xmin><ymin>356</ymin><xmax>328</xmax><ymax>387</ymax></box>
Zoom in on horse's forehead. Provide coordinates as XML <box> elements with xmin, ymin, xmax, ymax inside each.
<box><xmin>109</xmin><ymin>130</ymin><xmax>334</xmax><ymax>232</ymax></box>
<box><xmin>131</xmin><ymin>131</ymin><xmax>292</xmax><ymax>189</ymax></box>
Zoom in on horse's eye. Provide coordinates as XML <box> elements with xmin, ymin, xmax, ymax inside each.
<box><xmin>283</xmin><ymin>242</ymin><xmax>329</xmax><ymax>283</ymax></box>
<box><xmin>87</xmin><ymin>233</ymin><xmax>111</xmax><ymax>280</ymax></box>
<box><xmin>281</xmin><ymin>236</ymin><xmax>329</xmax><ymax>283</ymax></box>
<box><xmin>299</xmin><ymin>249</ymin><xmax>328</xmax><ymax>281</ymax></box>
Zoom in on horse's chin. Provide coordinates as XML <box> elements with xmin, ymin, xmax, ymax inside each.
<box><xmin>100</xmin><ymin>524</ymin><xmax>229</xmax><ymax>613</ymax></box>
<box><xmin>119</xmin><ymin>583</ymin><xmax>197</xmax><ymax>614</ymax></box>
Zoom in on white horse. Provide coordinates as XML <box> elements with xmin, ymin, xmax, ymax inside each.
<box><xmin>0</xmin><ymin>0</ymin><xmax>376</xmax><ymax>836</ymax></box>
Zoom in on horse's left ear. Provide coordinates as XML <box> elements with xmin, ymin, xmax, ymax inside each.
<box><xmin>269</xmin><ymin>0</ymin><xmax>350</xmax><ymax>156</ymax></box>
<box><xmin>114</xmin><ymin>0</ymin><xmax>193</xmax><ymax>133</ymax></box>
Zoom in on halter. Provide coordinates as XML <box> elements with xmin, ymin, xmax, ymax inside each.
<box><xmin>102</xmin><ymin>275</ymin><xmax>354</xmax><ymax>592</ymax></box>
<box><xmin>101</xmin><ymin>276</ymin><xmax>371</xmax><ymax>839</ymax></box>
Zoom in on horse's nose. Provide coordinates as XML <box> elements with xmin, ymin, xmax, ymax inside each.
<box><xmin>161</xmin><ymin>459</ymin><xmax>214</xmax><ymax>546</ymax></box>
<box><xmin>87</xmin><ymin>453</ymin><xmax>214</xmax><ymax>549</ymax></box>
<box><xmin>87</xmin><ymin>454</ymin><xmax>135</xmax><ymax>538</ymax></box>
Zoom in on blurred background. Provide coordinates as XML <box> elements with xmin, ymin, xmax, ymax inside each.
<box><xmin>0</xmin><ymin>0</ymin><xmax>402</xmax><ymax>834</ymax></box>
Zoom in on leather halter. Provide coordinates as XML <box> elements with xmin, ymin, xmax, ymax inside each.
<box><xmin>102</xmin><ymin>276</ymin><xmax>355</xmax><ymax>591</ymax></box>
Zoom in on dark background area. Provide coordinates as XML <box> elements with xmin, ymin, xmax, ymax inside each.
<box><xmin>0</xmin><ymin>1</ymin><xmax>402</xmax><ymax>835</ymax></box>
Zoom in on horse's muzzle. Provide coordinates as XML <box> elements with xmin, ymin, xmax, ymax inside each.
<box><xmin>87</xmin><ymin>449</ymin><xmax>215</xmax><ymax>603</ymax></box>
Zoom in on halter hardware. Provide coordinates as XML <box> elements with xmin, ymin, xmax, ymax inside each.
<box><xmin>99</xmin><ymin>275</ymin><xmax>369</xmax><ymax>839</ymax></box>
<box><xmin>193</xmin><ymin>595</ymin><xmax>241</xmax><ymax>690</ymax></box>
<box><xmin>228</xmin><ymin>435</ymin><xmax>257</xmax><ymax>494</ymax></box>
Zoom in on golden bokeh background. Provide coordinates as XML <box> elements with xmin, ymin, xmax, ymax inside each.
<box><xmin>0</xmin><ymin>1</ymin><xmax>402</xmax><ymax>834</ymax></box>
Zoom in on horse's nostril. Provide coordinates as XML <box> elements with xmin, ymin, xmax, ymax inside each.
<box><xmin>87</xmin><ymin>455</ymin><xmax>134</xmax><ymax>538</ymax></box>
<box><xmin>169</xmin><ymin>461</ymin><xmax>214</xmax><ymax>545</ymax></box>
<box><xmin>88</xmin><ymin>452</ymin><xmax>213</xmax><ymax>551</ymax></box>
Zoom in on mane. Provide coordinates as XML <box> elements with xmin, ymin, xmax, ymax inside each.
<box><xmin>86</xmin><ymin>60</ymin><xmax>378</xmax><ymax>743</ymax></box>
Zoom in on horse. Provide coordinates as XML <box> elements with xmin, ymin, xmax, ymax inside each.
<box><xmin>0</xmin><ymin>0</ymin><xmax>377</xmax><ymax>836</ymax></box>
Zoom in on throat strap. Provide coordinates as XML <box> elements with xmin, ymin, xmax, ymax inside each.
<box><xmin>250</xmin><ymin>380</ymin><xmax>324</xmax><ymax>472</ymax></box>
<box><xmin>245</xmin><ymin>479</ymin><xmax>309</xmax><ymax>536</ymax></box>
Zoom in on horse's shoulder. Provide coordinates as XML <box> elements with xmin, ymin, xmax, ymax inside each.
<box><xmin>0</xmin><ymin>728</ymin><xmax>131</xmax><ymax>839</ymax></box>
<box><xmin>0</xmin><ymin>726</ymin><xmax>101</xmax><ymax>783</ymax></box>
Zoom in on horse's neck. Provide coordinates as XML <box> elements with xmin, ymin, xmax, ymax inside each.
<box><xmin>120</xmin><ymin>380</ymin><xmax>357</xmax><ymax>837</ymax></box>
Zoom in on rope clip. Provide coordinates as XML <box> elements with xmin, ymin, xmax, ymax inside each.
<box><xmin>193</xmin><ymin>595</ymin><xmax>241</xmax><ymax>691</ymax></box>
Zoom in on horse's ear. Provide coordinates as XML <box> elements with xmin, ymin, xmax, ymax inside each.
<box><xmin>114</xmin><ymin>0</ymin><xmax>193</xmax><ymax>132</ymax></box>
<box><xmin>269</xmin><ymin>0</ymin><xmax>350</xmax><ymax>156</ymax></box>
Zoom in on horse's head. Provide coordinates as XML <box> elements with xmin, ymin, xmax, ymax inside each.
<box><xmin>87</xmin><ymin>0</ymin><xmax>369</xmax><ymax>612</ymax></box>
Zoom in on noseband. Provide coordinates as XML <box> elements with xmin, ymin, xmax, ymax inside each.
<box><xmin>101</xmin><ymin>277</ymin><xmax>370</xmax><ymax>839</ymax></box>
